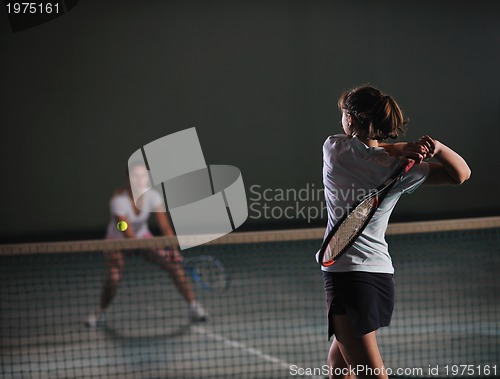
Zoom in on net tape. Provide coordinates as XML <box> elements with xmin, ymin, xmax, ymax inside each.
<box><xmin>1</xmin><ymin>216</ymin><xmax>499</xmax><ymax>256</ymax></box>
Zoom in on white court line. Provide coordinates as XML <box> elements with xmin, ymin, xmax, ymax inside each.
<box><xmin>191</xmin><ymin>325</ymin><xmax>323</xmax><ymax>379</ymax></box>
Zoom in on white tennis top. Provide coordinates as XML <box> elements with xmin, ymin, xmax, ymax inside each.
<box><xmin>105</xmin><ymin>189</ymin><xmax>164</xmax><ymax>239</ymax></box>
<box><xmin>318</xmin><ymin>135</ymin><xmax>429</xmax><ymax>273</ymax></box>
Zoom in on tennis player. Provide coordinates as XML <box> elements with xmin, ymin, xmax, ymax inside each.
<box><xmin>321</xmin><ymin>85</ymin><xmax>470</xmax><ymax>379</ymax></box>
<box><xmin>86</xmin><ymin>162</ymin><xmax>207</xmax><ymax>327</ymax></box>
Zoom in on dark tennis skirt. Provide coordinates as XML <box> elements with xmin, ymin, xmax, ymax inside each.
<box><xmin>323</xmin><ymin>271</ymin><xmax>395</xmax><ymax>339</ymax></box>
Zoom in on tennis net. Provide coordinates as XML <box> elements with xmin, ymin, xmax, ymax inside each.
<box><xmin>1</xmin><ymin>217</ymin><xmax>499</xmax><ymax>378</ymax></box>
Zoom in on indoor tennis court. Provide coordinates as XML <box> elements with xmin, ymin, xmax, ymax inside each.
<box><xmin>1</xmin><ymin>1</ymin><xmax>499</xmax><ymax>379</ymax></box>
<box><xmin>2</xmin><ymin>218</ymin><xmax>499</xmax><ymax>378</ymax></box>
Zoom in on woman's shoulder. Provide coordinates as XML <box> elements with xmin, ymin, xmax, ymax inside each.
<box><xmin>109</xmin><ymin>188</ymin><xmax>132</xmax><ymax>216</ymax></box>
<box><xmin>323</xmin><ymin>134</ymin><xmax>350</xmax><ymax>152</ymax></box>
<box><xmin>111</xmin><ymin>187</ymin><xmax>129</xmax><ymax>199</ymax></box>
<box><xmin>323</xmin><ymin>134</ymin><xmax>348</xmax><ymax>145</ymax></box>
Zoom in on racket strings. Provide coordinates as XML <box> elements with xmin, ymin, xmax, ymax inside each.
<box><xmin>324</xmin><ymin>197</ymin><xmax>378</xmax><ymax>263</ymax></box>
<box><xmin>186</xmin><ymin>256</ymin><xmax>229</xmax><ymax>292</ymax></box>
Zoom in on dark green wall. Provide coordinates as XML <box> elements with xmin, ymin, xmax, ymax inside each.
<box><xmin>1</xmin><ymin>1</ymin><xmax>499</xmax><ymax>240</ymax></box>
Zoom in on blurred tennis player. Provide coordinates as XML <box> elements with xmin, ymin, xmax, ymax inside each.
<box><xmin>320</xmin><ymin>85</ymin><xmax>470</xmax><ymax>379</ymax></box>
<box><xmin>86</xmin><ymin>162</ymin><xmax>207</xmax><ymax>327</ymax></box>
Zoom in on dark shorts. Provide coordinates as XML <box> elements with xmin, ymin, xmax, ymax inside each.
<box><xmin>323</xmin><ymin>271</ymin><xmax>395</xmax><ymax>339</ymax></box>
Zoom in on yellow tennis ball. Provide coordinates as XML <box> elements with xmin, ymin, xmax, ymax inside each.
<box><xmin>117</xmin><ymin>221</ymin><xmax>128</xmax><ymax>232</ymax></box>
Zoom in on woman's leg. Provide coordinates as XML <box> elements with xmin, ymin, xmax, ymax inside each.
<box><xmin>86</xmin><ymin>251</ymin><xmax>124</xmax><ymax>326</ymax></box>
<box><xmin>330</xmin><ymin>314</ymin><xmax>388</xmax><ymax>379</ymax></box>
<box><xmin>149</xmin><ymin>249</ymin><xmax>195</xmax><ymax>303</ymax></box>
<box><xmin>99</xmin><ymin>251</ymin><xmax>125</xmax><ymax>312</ymax></box>
<box><xmin>148</xmin><ymin>249</ymin><xmax>207</xmax><ymax>321</ymax></box>
<box><xmin>328</xmin><ymin>337</ymin><xmax>355</xmax><ymax>379</ymax></box>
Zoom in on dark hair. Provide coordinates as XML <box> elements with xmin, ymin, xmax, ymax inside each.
<box><xmin>338</xmin><ymin>85</ymin><xmax>408</xmax><ymax>140</ymax></box>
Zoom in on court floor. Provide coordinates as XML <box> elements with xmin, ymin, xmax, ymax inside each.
<box><xmin>1</xmin><ymin>231</ymin><xmax>499</xmax><ymax>378</ymax></box>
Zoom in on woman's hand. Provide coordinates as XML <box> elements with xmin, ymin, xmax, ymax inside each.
<box><xmin>400</xmin><ymin>141</ymin><xmax>429</xmax><ymax>163</ymax></box>
<box><xmin>416</xmin><ymin>135</ymin><xmax>442</xmax><ymax>160</ymax></box>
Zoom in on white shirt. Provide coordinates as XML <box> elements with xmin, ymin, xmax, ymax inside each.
<box><xmin>319</xmin><ymin>135</ymin><xmax>429</xmax><ymax>273</ymax></box>
<box><xmin>105</xmin><ymin>189</ymin><xmax>164</xmax><ymax>239</ymax></box>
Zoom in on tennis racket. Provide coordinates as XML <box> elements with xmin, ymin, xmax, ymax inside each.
<box><xmin>319</xmin><ymin>159</ymin><xmax>415</xmax><ymax>267</ymax></box>
<box><xmin>183</xmin><ymin>255</ymin><xmax>231</xmax><ymax>293</ymax></box>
